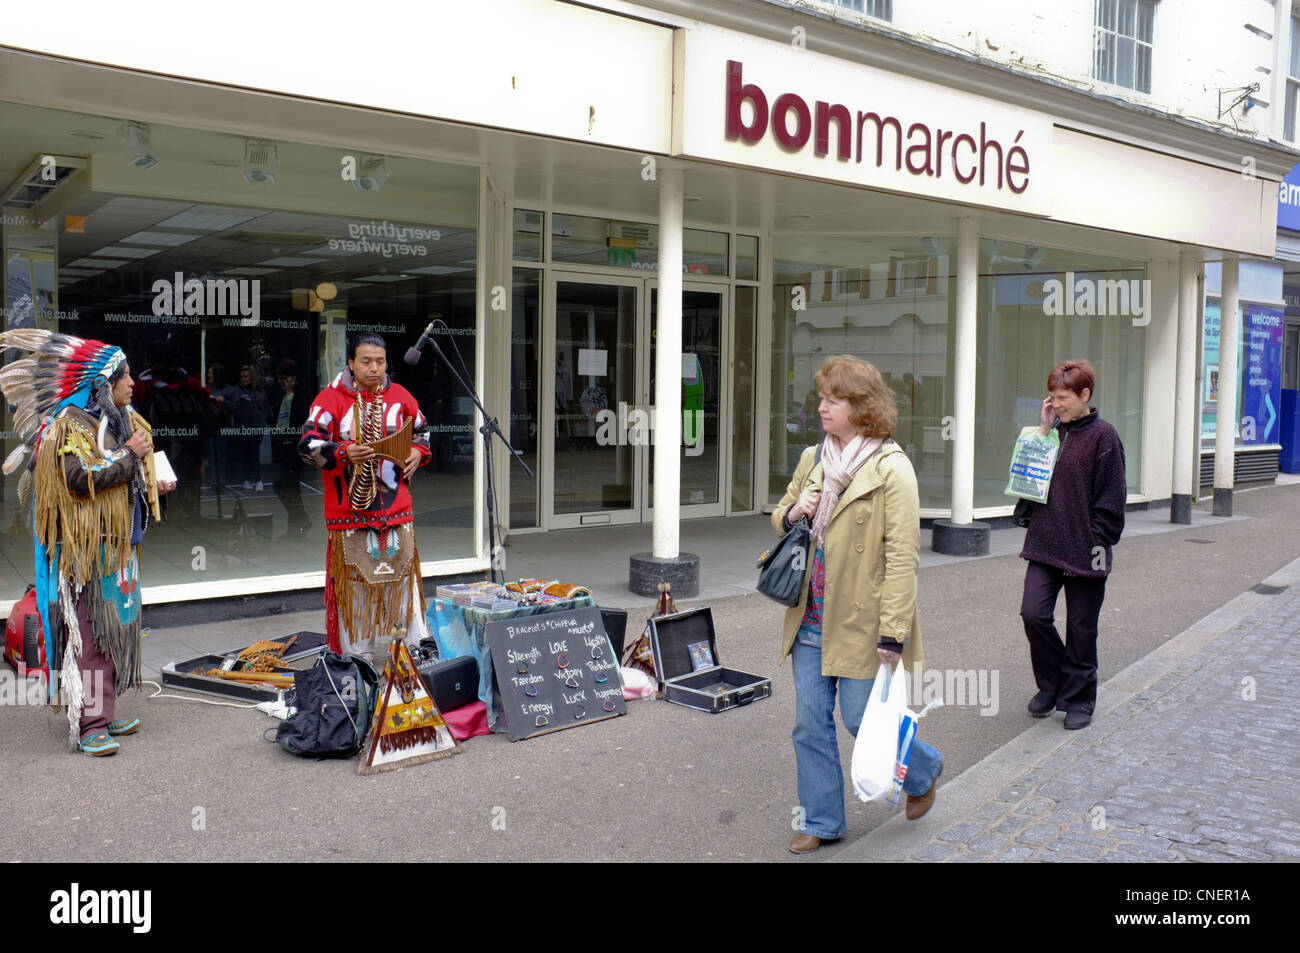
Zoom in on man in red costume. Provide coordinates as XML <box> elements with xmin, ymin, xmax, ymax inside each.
<box><xmin>297</xmin><ymin>334</ymin><xmax>432</xmax><ymax>661</ymax></box>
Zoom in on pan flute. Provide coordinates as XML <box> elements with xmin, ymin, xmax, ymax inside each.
<box><xmin>358</xmin><ymin>416</ymin><xmax>414</xmax><ymax>466</ymax></box>
<box><xmin>128</xmin><ymin>408</ymin><xmax>161</xmax><ymax>520</ymax></box>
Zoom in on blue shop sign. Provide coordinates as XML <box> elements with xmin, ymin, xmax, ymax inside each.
<box><xmin>1278</xmin><ymin>163</ymin><xmax>1300</xmax><ymax>232</ymax></box>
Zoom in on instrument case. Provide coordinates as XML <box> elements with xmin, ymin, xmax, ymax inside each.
<box><xmin>648</xmin><ymin>607</ymin><xmax>771</xmax><ymax>713</ymax></box>
<box><xmin>160</xmin><ymin>631</ymin><xmax>327</xmax><ymax>703</ymax></box>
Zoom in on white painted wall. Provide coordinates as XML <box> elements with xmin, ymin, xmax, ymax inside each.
<box><xmin>806</xmin><ymin>0</ymin><xmax>1283</xmax><ymax>136</ymax></box>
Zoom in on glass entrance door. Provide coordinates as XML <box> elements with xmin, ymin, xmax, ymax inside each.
<box><xmin>644</xmin><ymin>283</ymin><xmax>728</xmax><ymax>519</ymax></box>
<box><xmin>546</xmin><ymin>275</ymin><xmax>643</xmax><ymax>528</ymax></box>
<box><xmin>543</xmin><ymin>275</ymin><xmax>729</xmax><ymax>528</ymax></box>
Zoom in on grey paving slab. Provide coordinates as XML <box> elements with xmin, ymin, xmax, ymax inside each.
<box><xmin>836</xmin><ymin>553</ymin><xmax>1300</xmax><ymax>863</ymax></box>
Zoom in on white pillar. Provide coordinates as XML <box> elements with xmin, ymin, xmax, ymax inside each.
<box><xmin>951</xmin><ymin>216</ymin><xmax>978</xmax><ymax>525</ymax></box>
<box><xmin>653</xmin><ymin>165</ymin><xmax>683</xmax><ymax>557</ymax></box>
<box><xmin>1214</xmin><ymin>255</ymin><xmax>1239</xmax><ymax>515</ymax></box>
<box><xmin>1171</xmin><ymin>250</ymin><xmax>1198</xmax><ymax>520</ymax></box>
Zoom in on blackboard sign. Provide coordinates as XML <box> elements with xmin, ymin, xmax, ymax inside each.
<box><xmin>486</xmin><ymin>606</ymin><xmax>626</xmax><ymax>741</ymax></box>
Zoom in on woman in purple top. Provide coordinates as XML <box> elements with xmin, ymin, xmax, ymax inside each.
<box><xmin>1018</xmin><ymin>360</ymin><xmax>1127</xmax><ymax>731</ymax></box>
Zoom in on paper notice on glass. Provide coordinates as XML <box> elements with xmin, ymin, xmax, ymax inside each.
<box><xmin>154</xmin><ymin>451</ymin><xmax>177</xmax><ymax>485</ymax></box>
<box><xmin>578</xmin><ymin>348</ymin><xmax>607</xmax><ymax>377</ymax></box>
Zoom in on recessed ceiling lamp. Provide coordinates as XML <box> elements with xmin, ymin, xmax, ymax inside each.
<box><xmin>119</xmin><ymin>121</ymin><xmax>158</xmax><ymax>169</ymax></box>
<box><xmin>243</xmin><ymin>140</ymin><xmax>278</xmax><ymax>184</ymax></box>
<box><xmin>353</xmin><ymin>155</ymin><xmax>390</xmax><ymax>192</ymax></box>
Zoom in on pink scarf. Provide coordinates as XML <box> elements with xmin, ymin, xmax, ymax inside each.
<box><xmin>810</xmin><ymin>434</ymin><xmax>882</xmax><ymax>545</ymax></box>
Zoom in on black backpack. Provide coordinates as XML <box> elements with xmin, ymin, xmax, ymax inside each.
<box><xmin>274</xmin><ymin>652</ymin><xmax>380</xmax><ymax>758</ymax></box>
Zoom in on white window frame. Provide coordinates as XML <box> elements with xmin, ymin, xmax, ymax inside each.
<box><xmin>1285</xmin><ymin>15</ymin><xmax>1300</xmax><ymax>142</ymax></box>
<box><xmin>1093</xmin><ymin>0</ymin><xmax>1155</xmax><ymax>94</ymax></box>
<box><xmin>824</xmin><ymin>0</ymin><xmax>893</xmax><ymax>23</ymax></box>
<box><xmin>895</xmin><ymin>258</ymin><xmax>929</xmax><ymax>296</ymax></box>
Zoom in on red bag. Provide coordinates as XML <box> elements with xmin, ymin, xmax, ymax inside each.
<box><xmin>4</xmin><ymin>586</ymin><xmax>48</xmax><ymax>678</ymax></box>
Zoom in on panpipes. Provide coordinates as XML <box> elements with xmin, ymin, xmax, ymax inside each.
<box><xmin>128</xmin><ymin>409</ymin><xmax>161</xmax><ymax>520</ymax></box>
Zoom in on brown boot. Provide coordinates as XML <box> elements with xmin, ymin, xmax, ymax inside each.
<box><xmin>788</xmin><ymin>832</ymin><xmax>834</xmax><ymax>854</ymax></box>
<box><xmin>905</xmin><ymin>764</ymin><xmax>943</xmax><ymax>820</ymax></box>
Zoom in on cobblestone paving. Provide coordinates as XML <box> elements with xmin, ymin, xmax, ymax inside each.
<box><xmin>898</xmin><ymin>588</ymin><xmax>1300</xmax><ymax>862</ymax></box>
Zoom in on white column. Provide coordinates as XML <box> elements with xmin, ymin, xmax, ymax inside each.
<box><xmin>1140</xmin><ymin>258</ymin><xmax>1177</xmax><ymax>501</ymax></box>
<box><xmin>1171</xmin><ymin>250</ymin><xmax>1198</xmax><ymax>507</ymax></box>
<box><xmin>951</xmin><ymin>216</ymin><xmax>978</xmax><ymax>524</ymax></box>
<box><xmin>653</xmin><ymin>165</ymin><xmax>683</xmax><ymax>557</ymax></box>
<box><xmin>1214</xmin><ymin>255</ymin><xmax>1239</xmax><ymax>514</ymax></box>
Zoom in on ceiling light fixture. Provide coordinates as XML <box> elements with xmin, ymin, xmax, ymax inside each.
<box><xmin>119</xmin><ymin>121</ymin><xmax>158</xmax><ymax>170</ymax></box>
<box><xmin>352</xmin><ymin>154</ymin><xmax>390</xmax><ymax>192</ymax></box>
<box><xmin>243</xmin><ymin>140</ymin><xmax>278</xmax><ymax>184</ymax></box>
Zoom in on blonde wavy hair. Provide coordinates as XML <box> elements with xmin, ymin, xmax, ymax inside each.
<box><xmin>813</xmin><ymin>355</ymin><xmax>898</xmax><ymax>439</ymax></box>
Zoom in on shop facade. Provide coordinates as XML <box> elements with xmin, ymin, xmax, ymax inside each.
<box><xmin>1</xmin><ymin>0</ymin><xmax>1294</xmax><ymax>611</ymax></box>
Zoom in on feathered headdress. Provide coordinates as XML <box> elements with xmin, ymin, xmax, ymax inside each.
<box><xmin>0</xmin><ymin>329</ymin><xmax>126</xmax><ymax>475</ymax></box>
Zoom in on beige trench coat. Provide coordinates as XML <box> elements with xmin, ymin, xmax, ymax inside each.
<box><xmin>770</xmin><ymin>440</ymin><xmax>924</xmax><ymax>679</ymax></box>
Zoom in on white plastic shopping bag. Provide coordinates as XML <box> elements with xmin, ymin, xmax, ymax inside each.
<box><xmin>850</xmin><ymin>662</ymin><xmax>908</xmax><ymax>802</ymax></box>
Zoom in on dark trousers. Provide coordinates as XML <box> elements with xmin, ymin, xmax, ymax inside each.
<box><xmin>74</xmin><ymin>587</ymin><xmax>115</xmax><ymax>739</ymax></box>
<box><xmin>1019</xmin><ymin>560</ymin><xmax>1106</xmax><ymax>714</ymax></box>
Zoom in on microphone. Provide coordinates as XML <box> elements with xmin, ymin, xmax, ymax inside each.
<box><xmin>405</xmin><ymin>321</ymin><xmax>436</xmax><ymax>366</ymax></box>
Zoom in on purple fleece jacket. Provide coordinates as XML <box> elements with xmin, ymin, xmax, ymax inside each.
<box><xmin>1019</xmin><ymin>408</ymin><xmax>1127</xmax><ymax>578</ymax></box>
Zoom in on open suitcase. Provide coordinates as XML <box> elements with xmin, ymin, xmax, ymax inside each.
<box><xmin>648</xmin><ymin>607</ymin><xmax>771</xmax><ymax>713</ymax></box>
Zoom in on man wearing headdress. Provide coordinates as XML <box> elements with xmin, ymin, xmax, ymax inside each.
<box><xmin>0</xmin><ymin>330</ymin><xmax>174</xmax><ymax>756</ymax></box>
<box><xmin>297</xmin><ymin>334</ymin><xmax>432</xmax><ymax>662</ymax></box>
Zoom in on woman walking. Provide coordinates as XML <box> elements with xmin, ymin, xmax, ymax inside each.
<box><xmin>772</xmin><ymin>355</ymin><xmax>942</xmax><ymax>855</ymax></box>
<box><xmin>1018</xmin><ymin>359</ymin><xmax>1127</xmax><ymax>730</ymax></box>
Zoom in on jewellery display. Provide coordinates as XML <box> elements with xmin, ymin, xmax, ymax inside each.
<box><xmin>525</xmin><ymin>684</ymin><xmax>538</xmax><ymax>696</ymax></box>
<box><xmin>590</xmin><ymin>644</ymin><xmax>603</xmax><ymax>659</ymax></box>
<box><xmin>535</xmin><ymin>714</ymin><xmax>549</xmax><ymax>727</ymax></box>
<box><xmin>595</xmin><ymin>671</ymin><xmax>608</xmax><ymax>683</ymax></box>
<box><xmin>573</xmin><ymin>706</ymin><xmax>586</xmax><ymax>719</ymax></box>
<box><xmin>556</xmin><ymin>653</ymin><xmax>570</xmax><ymax>669</ymax></box>
<box><xmin>517</xmin><ymin>663</ymin><xmax>528</xmax><ymax>674</ymax></box>
<box><xmin>602</xmin><ymin>699</ymin><xmax>617</xmax><ymax>712</ymax></box>
<box><xmin>564</xmin><ymin>673</ymin><xmax>580</xmax><ymax>689</ymax></box>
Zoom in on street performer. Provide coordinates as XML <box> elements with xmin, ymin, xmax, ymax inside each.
<box><xmin>0</xmin><ymin>330</ymin><xmax>174</xmax><ymax>756</ymax></box>
<box><xmin>298</xmin><ymin>333</ymin><xmax>432</xmax><ymax>662</ymax></box>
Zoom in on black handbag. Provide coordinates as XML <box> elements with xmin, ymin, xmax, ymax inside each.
<box><xmin>756</xmin><ymin>444</ymin><xmax>822</xmax><ymax>607</ymax></box>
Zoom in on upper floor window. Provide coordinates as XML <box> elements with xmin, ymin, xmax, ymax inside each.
<box><xmin>1285</xmin><ymin>16</ymin><xmax>1300</xmax><ymax>141</ymax></box>
<box><xmin>1094</xmin><ymin>0</ymin><xmax>1155</xmax><ymax>93</ymax></box>
<box><xmin>833</xmin><ymin>0</ymin><xmax>893</xmax><ymax>21</ymax></box>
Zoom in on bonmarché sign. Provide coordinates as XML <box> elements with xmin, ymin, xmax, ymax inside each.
<box><xmin>676</xmin><ymin>29</ymin><xmax>1052</xmax><ymax>215</ymax></box>
<box><xmin>724</xmin><ymin>60</ymin><xmax>1029</xmax><ymax>193</ymax></box>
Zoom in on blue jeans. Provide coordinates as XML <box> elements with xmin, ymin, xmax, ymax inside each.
<box><xmin>791</xmin><ymin>639</ymin><xmax>943</xmax><ymax>839</ymax></box>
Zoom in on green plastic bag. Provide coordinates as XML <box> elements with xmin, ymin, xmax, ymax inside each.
<box><xmin>1005</xmin><ymin>426</ymin><xmax>1059</xmax><ymax>504</ymax></box>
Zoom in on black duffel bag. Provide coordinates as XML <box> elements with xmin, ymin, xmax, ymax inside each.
<box><xmin>274</xmin><ymin>652</ymin><xmax>379</xmax><ymax>758</ymax></box>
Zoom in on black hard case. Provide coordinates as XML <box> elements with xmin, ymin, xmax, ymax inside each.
<box><xmin>647</xmin><ymin>607</ymin><xmax>772</xmax><ymax>713</ymax></box>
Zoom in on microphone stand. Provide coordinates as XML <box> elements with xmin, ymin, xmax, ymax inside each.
<box><xmin>411</xmin><ymin>320</ymin><xmax>532</xmax><ymax>584</ymax></box>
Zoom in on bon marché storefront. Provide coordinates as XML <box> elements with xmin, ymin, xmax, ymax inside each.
<box><xmin>1</xmin><ymin>0</ymin><xmax>1293</xmax><ymax>608</ymax></box>
<box><xmin>0</xmin><ymin>96</ymin><xmax>484</xmax><ymax>610</ymax></box>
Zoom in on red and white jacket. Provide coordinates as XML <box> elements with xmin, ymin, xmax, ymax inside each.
<box><xmin>297</xmin><ymin>369</ymin><xmax>432</xmax><ymax>530</ymax></box>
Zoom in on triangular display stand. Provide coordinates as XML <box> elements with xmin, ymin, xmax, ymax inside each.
<box><xmin>359</xmin><ymin>631</ymin><xmax>461</xmax><ymax>775</ymax></box>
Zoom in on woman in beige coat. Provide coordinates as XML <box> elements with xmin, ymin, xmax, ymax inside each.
<box><xmin>774</xmin><ymin>356</ymin><xmax>942</xmax><ymax>854</ymax></box>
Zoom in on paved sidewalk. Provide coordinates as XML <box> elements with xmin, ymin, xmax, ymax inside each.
<box><xmin>837</xmin><ymin>556</ymin><xmax>1300</xmax><ymax>863</ymax></box>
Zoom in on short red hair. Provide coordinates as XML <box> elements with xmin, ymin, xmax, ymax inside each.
<box><xmin>1047</xmin><ymin>359</ymin><xmax>1095</xmax><ymax>400</ymax></box>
